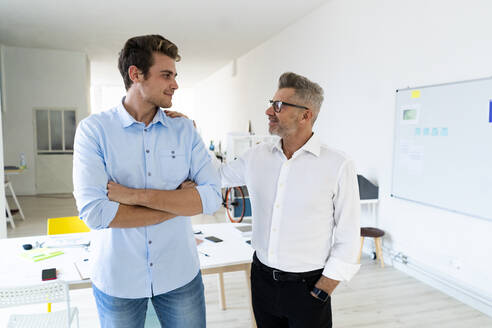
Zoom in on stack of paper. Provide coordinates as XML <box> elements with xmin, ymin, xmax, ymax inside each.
<box><xmin>74</xmin><ymin>259</ymin><xmax>91</xmax><ymax>280</ymax></box>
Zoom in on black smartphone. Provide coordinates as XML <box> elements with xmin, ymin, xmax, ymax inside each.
<box><xmin>42</xmin><ymin>268</ymin><xmax>57</xmax><ymax>281</ymax></box>
<box><xmin>205</xmin><ymin>236</ymin><xmax>223</xmax><ymax>243</ymax></box>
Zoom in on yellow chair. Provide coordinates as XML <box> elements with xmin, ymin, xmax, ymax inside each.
<box><xmin>47</xmin><ymin>216</ymin><xmax>90</xmax><ymax>235</ymax></box>
<box><xmin>46</xmin><ymin>216</ymin><xmax>90</xmax><ymax>312</ymax></box>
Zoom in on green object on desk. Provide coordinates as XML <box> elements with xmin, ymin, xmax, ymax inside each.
<box><xmin>20</xmin><ymin>248</ymin><xmax>64</xmax><ymax>262</ymax></box>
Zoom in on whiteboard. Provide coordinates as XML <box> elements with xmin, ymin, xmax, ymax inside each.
<box><xmin>391</xmin><ymin>77</ymin><xmax>492</xmax><ymax>221</ymax></box>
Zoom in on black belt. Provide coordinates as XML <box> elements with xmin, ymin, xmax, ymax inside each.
<box><xmin>253</xmin><ymin>252</ymin><xmax>323</xmax><ymax>282</ymax></box>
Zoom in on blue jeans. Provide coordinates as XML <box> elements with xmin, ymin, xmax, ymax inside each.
<box><xmin>93</xmin><ymin>272</ymin><xmax>206</xmax><ymax>328</ymax></box>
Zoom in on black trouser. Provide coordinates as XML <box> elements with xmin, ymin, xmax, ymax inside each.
<box><xmin>251</xmin><ymin>253</ymin><xmax>332</xmax><ymax>328</ymax></box>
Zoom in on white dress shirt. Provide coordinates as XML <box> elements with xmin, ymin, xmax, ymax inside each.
<box><xmin>220</xmin><ymin>134</ymin><xmax>361</xmax><ymax>281</ymax></box>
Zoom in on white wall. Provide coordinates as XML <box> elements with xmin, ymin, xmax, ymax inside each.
<box><xmin>2</xmin><ymin>46</ymin><xmax>90</xmax><ymax>195</ymax></box>
<box><xmin>0</xmin><ymin>45</ymin><xmax>6</xmax><ymax>238</ymax></box>
<box><xmin>193</xmin><ymin>0</ymin><xmax>492</xmax><ymax>314</ymax></box>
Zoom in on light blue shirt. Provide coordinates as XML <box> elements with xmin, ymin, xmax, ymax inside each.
<box><xmin>73</xmin><ymin>99</ymin><xmax>221</xmax><ymax>298</ymax></box>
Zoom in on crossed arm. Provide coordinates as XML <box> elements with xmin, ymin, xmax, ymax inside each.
<box><xmin>107</xmin><ymin>181</ymin><xmax>202</xmax><ymax>228</ymax></box>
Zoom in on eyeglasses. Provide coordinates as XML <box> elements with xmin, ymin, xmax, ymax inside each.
<box><xmin>269</xmin><ymin>100</ymin><xmax>309</xmax><ymax>113</ymax></box>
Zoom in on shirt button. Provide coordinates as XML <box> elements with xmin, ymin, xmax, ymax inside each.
<box><xmin>148</xmin><ymin>172</ymin><xmax>152</xmax><ymax>176</ymax></box>
<box><xmin>149</xmin><ymin>263</ymin><xmax>153</xmax><ymax>267</ymax></box>
<box><xmin>144</xmin><ymin>129</ymin><xmax>148</xmax><ymax>132</ymax></box>
<box><xmin>146</xmin><ymin>150</ymin><xmax>150</xmax><ymax>153</ymax></box>
<box><xmin>148</xmin><ymin>240</ymin><xmax>152</xmax><ymax>245</ymax></box>
<box><xmin>171</xmin><ymin>150</ymin><xmax>175</xmax><ymax>154</ymax></box>
<box><xmin>172</xmin><ymin>155</ymin><xmax>175</xmax><ymax>158</ymax></box>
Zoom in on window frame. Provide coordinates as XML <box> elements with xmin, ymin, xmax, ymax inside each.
<box><xmin>33</xmin><ymin>108</ymin><xmax>77</xmax><ymax>155</ymax></box>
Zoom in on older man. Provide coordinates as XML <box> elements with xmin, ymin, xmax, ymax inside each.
<box><xmin>216</xmin><ymin>72</ymin><xmax>361</xmax><ymax>327</ymax></box>
<box><xmin>151</xmin><ymin>72</ymin><xmax>360</xmax><ymax>327</ymax></box>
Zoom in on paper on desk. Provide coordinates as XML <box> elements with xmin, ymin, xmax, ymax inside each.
<box><xmin>44</xmin><ymin>235</ymin><xmax>90</xmax><ymax>248</ymax></box>
<box><xmin>74</xmin><ymin>259</ymin><xmax>91</xmax><ymax>280</ymax></box>
<box><xmin>20</xmin><ymin>248</ymin><xmax>64</xmax><ymax>262</ymax></box>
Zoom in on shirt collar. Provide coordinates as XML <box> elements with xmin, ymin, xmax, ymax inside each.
<box><xmin>271</xmin><ymin>133</ymin><xmax>321</xmax><ymax>158</ymax></box>
<box><xmin>300</xmin><ymin>133</ymin><xmax>321</xmax><ymax>157</ymax></box>
<box><xmin>117</xmin><ymin>97</ymin><xmax>167</xmax><ymax>128</ymax></box>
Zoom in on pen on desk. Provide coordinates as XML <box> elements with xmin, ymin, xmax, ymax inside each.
<box><xmin>199</xmin><ymin>251</ymin><xmax>210</xmax><ymax>257</ymax></box>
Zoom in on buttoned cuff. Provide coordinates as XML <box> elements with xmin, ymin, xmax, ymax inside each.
<box><xmin>322</xmin><ymin>256</ymin><xmax>361</xmax><ymax>282</ymax></box>
<box><xmin>195</xmin><ymin>185</ymin><xmax>221</xmax><ymax>215</ymax></box>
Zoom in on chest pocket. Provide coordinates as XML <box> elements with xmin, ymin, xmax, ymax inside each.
<box><xmin>159</xmin><ymin>151</ymin><xmax>189</xmax><ymax>185</ymax></box>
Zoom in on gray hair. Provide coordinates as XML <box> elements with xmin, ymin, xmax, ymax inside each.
<box><xmin>278</xmin><ymin>72</ymin><xmax>324</xmax><ymax>123</ymax></box>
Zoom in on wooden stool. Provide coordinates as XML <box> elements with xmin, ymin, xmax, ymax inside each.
<box><xmin>358</xmin><ymin>227</ymin><xmax>385</xmax><ymax>268</ymax></box>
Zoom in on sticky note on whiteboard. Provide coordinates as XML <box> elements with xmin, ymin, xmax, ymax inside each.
<box><xmin>489</xmin><ymin>100</ymin><xmax>492</xmax><ymax>123</ymax></box>
<box><xmin>411</xmin><ymin>90</ymin><xmax>421</xmax><ymax>98</ymax></box>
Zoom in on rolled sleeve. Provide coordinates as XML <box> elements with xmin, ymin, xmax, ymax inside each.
<box><xmin>73</xmin><ymin>120</ymin><xmax>119</xmax><ymax>230</ymax></box>
<box><xmin>189</xmin><ymin>125</ymin><xmax>221</xmax><ymax>215</ymax></box>
<box><xmin>196</xmin><ymin>184</ymin><xmax>221</xmax><ymax>215</ymax></box>
<box><xmin>323</xmin><ymin>256</ymin><xmax>361</xmax><ymax>281</ymax></box>
<box><xmin>324</xmin><ymin>159</ymin><xmax>361</xmax><ymax>282</ymax></box>
<box><xmin>78</xmin><ymin>197</ymin><xmax>119</xmax><ymax>230</ymax></box>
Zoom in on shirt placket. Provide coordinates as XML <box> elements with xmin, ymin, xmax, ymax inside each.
<box><xmin>267</xmin><ymin>157</ymin><xmax>290</xmax><ymax>266</ymax></box>
<box><xmin>143</xmin><ymin>125</ymin><xmax>155</xmax><ymax>283</ymax></box>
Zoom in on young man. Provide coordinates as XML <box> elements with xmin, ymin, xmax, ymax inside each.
<box><xmin>166</xmin><ymin>72</ymin><xmax>361</xmax><ymax>327</ymax></box>
<box><xmin>73</xmin><ymin>35</ymin><xmax>221</xmax><ymax>328</ymax></box>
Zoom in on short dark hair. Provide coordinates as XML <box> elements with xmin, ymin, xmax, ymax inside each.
<box><xmin>278</xmin><ymin>72</ymin><xmax>324</xmax><ymax>123</ymax></box>
<box><xmin>118</xmin><ymin>35</ymin><xmax>181</xmax><ymax>90</ymax></box>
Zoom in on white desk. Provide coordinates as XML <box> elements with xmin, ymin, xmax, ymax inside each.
<box><xmin>0</xmin><ymin>223</ymin><xmax>255</xmax><ymax>325</ymax></box>
<box><xmin>195</xmin><ymin>223</ymin><xmax>254</xmax><ymax>313</ymax></box>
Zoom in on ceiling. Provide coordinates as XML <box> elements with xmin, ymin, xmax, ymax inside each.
<box><xmin>0</xmin><ymin>0</ymin><xmax>330</xmax><ymax>87</ymax></box>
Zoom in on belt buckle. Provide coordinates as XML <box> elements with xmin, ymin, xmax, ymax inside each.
<box><xmin>272</xmin><ymin>270</ymin><xmax>281</xmax><ymax>281</ymax></box>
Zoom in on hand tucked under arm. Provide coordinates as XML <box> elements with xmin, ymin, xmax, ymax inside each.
<box><xmin>107</xmin><ymin>181</ymin><xmax>140</xmax><ymax>205</ymax></box>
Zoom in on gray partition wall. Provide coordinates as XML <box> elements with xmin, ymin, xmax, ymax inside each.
<box><xmin>392</xmin><ymin>77</ymin><xmax>492</xmax><ymax>221</ymax></box>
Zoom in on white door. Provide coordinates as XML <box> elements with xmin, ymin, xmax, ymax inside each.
<box><xmin>34</xmin><ymin>109</ymin><xmax>76</xmax><ymax>194</ymax></box>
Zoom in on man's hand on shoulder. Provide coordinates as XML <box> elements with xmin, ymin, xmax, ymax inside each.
<box><xmin>164</xmin><ymin>110</ymin><xmax>196</xmax><ymax>128</ymax></box>
<box><xmin>164</xmin><ymin>110</ymin><xmax>188</xmax><ymax>119</ymax></box>
<box><xmin>107</xmin><ymin>181</ymin><xmax>139</xmax><ymax>205</ymax></box>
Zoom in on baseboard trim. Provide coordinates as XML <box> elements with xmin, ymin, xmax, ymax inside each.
<box><xmin>379</xmin><ymin>248</ymin><xmax>492</xmax><ymax>317</ymax></box>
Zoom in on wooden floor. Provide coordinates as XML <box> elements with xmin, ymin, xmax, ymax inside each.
<box><xmin>2</xmin><ymin>195</ymin><xmax>492</xmax><ymax>327</ymax></box>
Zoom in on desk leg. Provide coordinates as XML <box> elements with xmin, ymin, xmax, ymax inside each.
<box><xmin>4</xmin><ymin>197</ymin><xmax>15</xmax><ymax>229</ymax></box>
<box><xmin>217</xmin><ymin>272</ymin><xmax>226</xmax><ymax>310</ymax></box>
<box><xmin>6</xmin><ymin>182</ymin><xmax>25</xmax><ymax>220</ymax></box>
